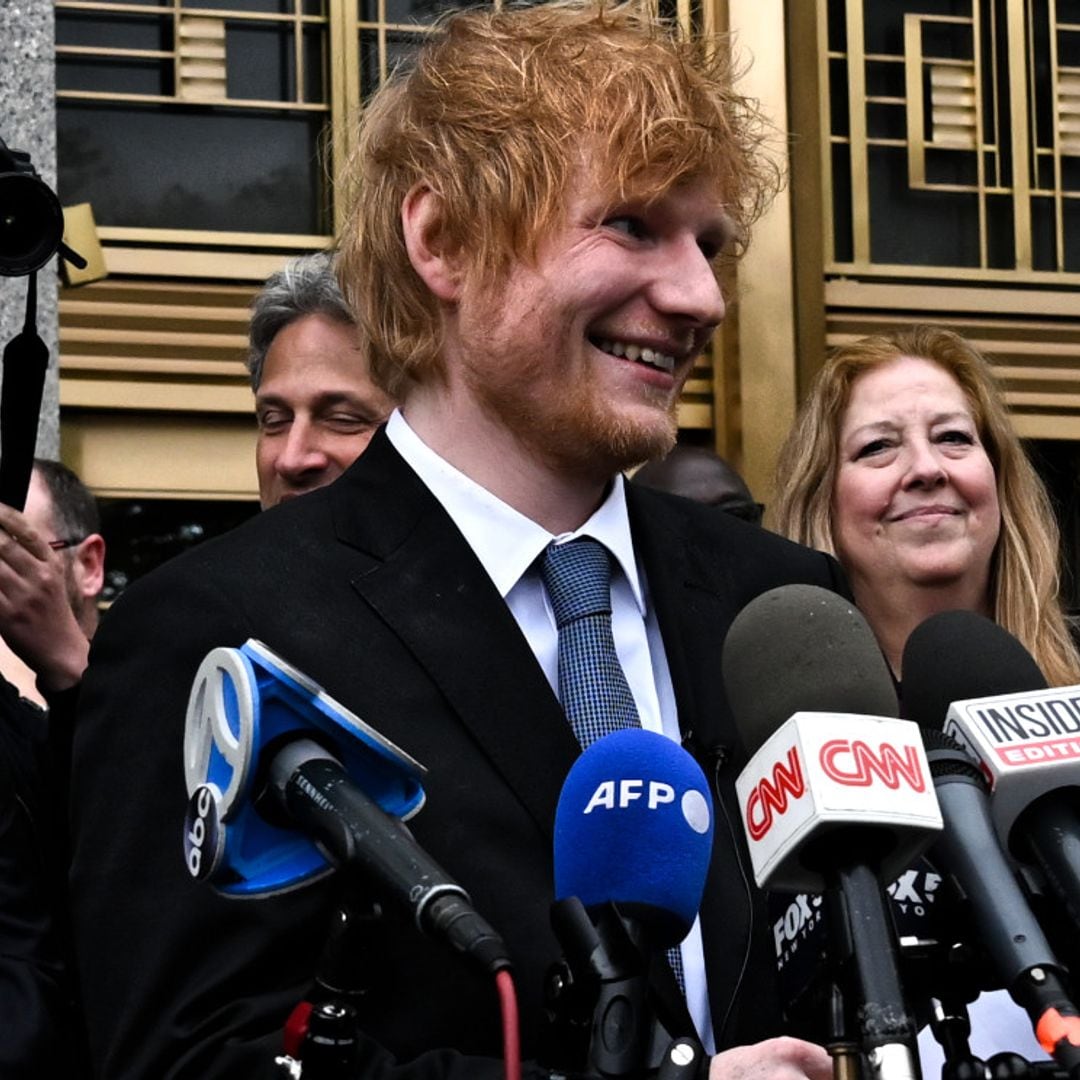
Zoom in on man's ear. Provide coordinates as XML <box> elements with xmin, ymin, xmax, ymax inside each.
<box><xmin>401</xmin><ymin>184</ymin><xmax>463</xmax><ymax>303</ymax></box>
<box><xmin>73</xmin><ymin>533</ymin><xmax>106</xmax><ymax>601</ymax></box>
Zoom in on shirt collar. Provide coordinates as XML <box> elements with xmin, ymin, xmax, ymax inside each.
<box><xmin>385</xmin><ymin>409</ymin><xmax>646</xmax><ymax>613</ymax></box>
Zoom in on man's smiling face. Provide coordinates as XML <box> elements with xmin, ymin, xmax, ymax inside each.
<box><xmin>254</xmin><ymin>313</ymin><xmax>394</xmax><ymax>508</ymax></box>
<box><xmin>446</xmin><ymin>168</ymin><xmax>733</xmax><ymax>478</ymax></box>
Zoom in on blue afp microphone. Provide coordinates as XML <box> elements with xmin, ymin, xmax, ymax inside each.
<box><xmin>547</xmin><ymin>728</ymin><xmax>714</xmax><ymax>1080</ymax></box>
<box><xmin>554</xmin><ymin>727</ymin><xmax>715</xmax><ymax>947</ymax></box>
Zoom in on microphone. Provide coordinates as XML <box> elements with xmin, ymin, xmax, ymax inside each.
<box><xmin>903</xmin><ymin>613</ymin><xmax>1080</xmax><ymax>1071</ymax></box>
<box><xmin>723</xmin><ymin>585</ymin><xmax>939</xmax><ymax>1080</ymax></box>
<box><xmin>902</xmin><ymin>611</ymin><xmax>1080</xmax><ymax>925</ymax></box>
<box><xmin>546</xmin><ymin>728</ymin><xmax>714</xmax><ymax>1080</ymax></box>
<box><xmin>723</xmin><ymin>585</ymin><xmax>941</xmax><ymax>895</ymax></box>
<box><xmin>181</xmin><ymin>639</ymin><xmax>511</xmax><ymax>974</ymax></box>
<box><xmin>554</xmin><ymin>727</ymin><xmax>714</xmax><ymax>947</ymax></box>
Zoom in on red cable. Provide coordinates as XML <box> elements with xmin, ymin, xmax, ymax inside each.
<box><xmin>495</xmin><ymin>968</ymin><xmax>522</xmax><ymax>1080</ymax></box>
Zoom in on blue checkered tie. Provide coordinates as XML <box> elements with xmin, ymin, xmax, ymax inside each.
<box><xmin>540</xmin><ymin>537</ymin><xmax>687</xmax><ymax>993</ymax></box>
<box><xmin>540</xmin><ymin>538</ymin><xmax>640</xmax><ymax>748</ymax></box>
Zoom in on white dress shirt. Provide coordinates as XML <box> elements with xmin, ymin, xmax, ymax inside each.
<box><xmin>386</xmin><ymin>410</ymin><xmax>715</xmax><ymax>1052</ymax></box>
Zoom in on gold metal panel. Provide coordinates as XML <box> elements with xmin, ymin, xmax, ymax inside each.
<box><xmin>61</xmin><ymin>379</ymin><xmax>254</xmax><ymax>413</ymax></box>
<box><xmin>930</xmin><ymin>64</ymin><xmax>978</xmax><ymax>148</ymax></box>
<box><xmin>102</xmin><ymin>248</ymin><xmax>295</xmax><ymax>281</ymax></box>
<box><xmin>828</xmin><ymin>1</ymin><xmax>1079</xmax><ymax>282</ymax></box>
<box><xmin>1061</xmin><ymin>73</ymin><xmax>1080</xmax><ymax>154</ymax></box>
<box><xmin>825</xmin><ymin>278</ymin><xmax>1080</xmax><ymax>317</ymax></box>
<box><xmin>61</xmin><ymin>413</ymin><xmax>258</xmax><ymax>500</ymax></box>
<box><xmin>177</xmin><ymin>16</ymin><xmax>227</xmax><ymax>103</ymax></box>
<box><xmin>58</xmin><ymin>278</ymin><xmax>255</xmax><ymax>417</ymax></box>
<box><xmin>61</xmin><ymin>203</ymin><xmax>108</xmax><ymax>286</ymax></box>
<box><xmin>845</xmin><ymin>0</ymin><xmax>870</xmax><ymax>264</ymax></box>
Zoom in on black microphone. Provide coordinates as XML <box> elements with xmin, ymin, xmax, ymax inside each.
<box><xmin>723</xmin><ymin>585</ymin><xmax>932</xmax><ymax>1080</ymax></box>
<box><xmin>267</xmin><ymin>738</ymin><xmax>511</xmax><ymax>974</ymax></box>
<box><xmin>904</xmin><ymin>612</ymin><xmax>1080</xmax><ymax>1076</ymax></box>
<box><xmin>902</xmin><ymin>612</ymin><xmax>1080</xmax><ymax>927</ymax></box>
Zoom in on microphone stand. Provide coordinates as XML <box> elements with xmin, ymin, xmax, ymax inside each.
<box><xmin>822</xmin><ymin>850</ymin><xmax>922</xmax><ymax>1080</ymax></box>
<box><xmin>275</xmin><ymin>892</ymin><xmax>384</xmax><ymax>1079</ymax></box>
<box><xmin>926</xmin><ymin>994</ymin><xmax>986</xmax><ymax>1080</ymax></box>
<box><xmin>544</xmin><ymin>898</ymin><xmax>707</xmax><ymax>1080</ymax></box>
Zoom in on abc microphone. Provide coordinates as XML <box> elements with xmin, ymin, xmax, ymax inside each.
<box><xmin>723</xmin><ymin>585</ymin><xmax>942</xmax><ymax>1080</ymax></box>
<box><xmin>548</xmin><ymin>728</ymin><xmax>714</xmax><ymax>1080</ymax></box>
<box><xmin>181</xmin><ymin>639</ymin><xmax>510</xmax><ymax>975</ymax></box>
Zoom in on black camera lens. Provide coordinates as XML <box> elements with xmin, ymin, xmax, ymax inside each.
<box><xmin>0</xmin><ymin>171</ymin><xmax>65</xmax><ymax>277</ymax></box>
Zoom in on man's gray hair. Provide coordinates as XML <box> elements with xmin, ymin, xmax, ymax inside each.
<box><xmin>246</xmin><ymin>250</ymin><xmax>354</xmax><ymax>390</ymax></box>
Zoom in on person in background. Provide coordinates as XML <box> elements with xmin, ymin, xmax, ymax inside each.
<box><xmin>773</xmin><ymin>324</ymin><xmax>1079</xmax><ymax>683</ymax></box>
<box><xmin>67</xmin><ymin>3</ymin><xmax>845</xmax><ymax>1076</ymax></box>
<box><xmin>772</xmin><ymin>324</ymin><xmax>1080</xmax><ymax>1071</ymax></box>
<box><xmin>246</xmin><ymin>250</ymin><xmax>396</xmax><ymax>508</ymax></box>
<box><xmin>0</xmin><ymin>459</ymin><xmax>104</xmax><ymax>705</ymax></box>
<box><xmin>632</xmin><ymin>445</ymin><xmax>764</xmax><ymax>523</ymax></box>
<box><xmin>0</xmin><ymin>458</ymin><xmax>98</xmax><ymax>1076</ymax></box>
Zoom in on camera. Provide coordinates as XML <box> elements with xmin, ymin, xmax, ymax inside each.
<box><xmin>0</xmin><ymin>136</ymin><xmax>68</xmax><ymax>277</ymax></box>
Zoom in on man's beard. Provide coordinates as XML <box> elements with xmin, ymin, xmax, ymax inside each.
<box><xmin>465</xmin><ymin>350</ymin><xmax>680</xmax><ymax>479</ymax></box>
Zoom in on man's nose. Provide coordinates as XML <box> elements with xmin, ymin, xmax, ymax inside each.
<box><xmin>649</xmin><ymin>239</ymin><xmax>726</xmax><ymax>329</ymax></box>
<box><xmin>275</xmin><ymin>420</ymin><xmax>328</xmax><ymax>478</ymax></box>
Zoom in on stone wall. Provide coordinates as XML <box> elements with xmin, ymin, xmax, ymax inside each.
<box><xmin>0</xmin><ymin>0</ymin><xmax>60</xmax><ymax>462</ymax></box>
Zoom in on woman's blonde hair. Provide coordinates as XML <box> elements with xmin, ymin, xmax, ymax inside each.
<box><xmin>773</xmin><ymin>325</ymin><xmax>1080</xmax><ymax>686</ymax></box>
<box><xmin>337</xmin><ymin>0</ymin><xmax>782</xmax><ymax>400</ymax></box>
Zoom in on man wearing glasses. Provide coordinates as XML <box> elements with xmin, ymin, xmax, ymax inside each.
<box><xmin>0</xmin><ymin>458</ymin><xmax>105</xmax><ymax>704</ymax></box>
<box><xmin>0</xmin><ymin>459</ymin><xmax>101</xmax><ymax>1073</ymax></box>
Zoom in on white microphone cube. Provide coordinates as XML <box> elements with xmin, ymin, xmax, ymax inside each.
<box><xmin>735</xmin><ymin>713</ymin><xmax>943</xmax><ymax>893</ymax></box>
<box><xmin>945</xmin><ymin>683</ymin><xmax>1080</xmax><ymax>849</ymax></box>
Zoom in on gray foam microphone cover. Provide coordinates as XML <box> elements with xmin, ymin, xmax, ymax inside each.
<box><xmin>721</xmin><ymin>584</ymin><xmax>899</xmax><ymax>758</ymax></box>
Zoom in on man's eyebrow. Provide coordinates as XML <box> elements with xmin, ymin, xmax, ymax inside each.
<box><xmin>255</xmin><ymin>391</ymin><xmax>371</xmax><ymax>410</ymax></box>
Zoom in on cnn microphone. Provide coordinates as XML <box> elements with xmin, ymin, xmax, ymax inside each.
<box><xmin>723</xmin><ymin>584</ymin><xmax>940</xmax><ymax>1080</ymax></box>
<box><xmin>546</xmin><ymin>728</ymin><xmax>714</xmax><ymax>1080</ymax></box>
<box><xmin>181</xmin><ymin>639</ymin><xmax>510</xmax><ymax>975</ymax></box>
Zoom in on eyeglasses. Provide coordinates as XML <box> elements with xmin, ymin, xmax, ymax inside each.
<box><xmin>48</xmin><ymin>537</ymin><xmax>85</xmax><ymax>551</ymax></box>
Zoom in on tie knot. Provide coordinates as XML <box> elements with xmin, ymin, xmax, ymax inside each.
<box><xmin>540</xmin><ymin>538</ymin><xmax>613</xmax><ymax>628</ymax></box>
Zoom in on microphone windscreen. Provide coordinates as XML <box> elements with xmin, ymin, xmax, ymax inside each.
<box><xmin>721</xmin><ymin>584</ymin><xmax>899</xmax><ymax>758</ymax></box>
<box><xmin>901</xmin><ymin>611</ymin><xmax>1048</xmax><ymax>731</ymax></box>
<box><xmin>554</xmin><ymin>728</ymin><xmax>713</xmax><ymax>948</ymax></box>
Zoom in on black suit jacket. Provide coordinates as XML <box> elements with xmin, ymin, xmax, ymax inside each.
<box><xmin>0</xmin><ymin>679</ymin><xmax>89</xmax><ymax>1078</ymax></box>
<box><xmin>68</xmin><ymin>430</ymin><xmax>846</xmax><ymax>1078</ymax></box>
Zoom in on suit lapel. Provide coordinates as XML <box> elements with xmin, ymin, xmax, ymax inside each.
<box><xmin>329</xmin><ymin>431</ymin><xmax>580</xmax><ymax>844</ymax></box>
<box><xmin>627</xmin><ymin>485</ymin><xmax>768</xmax><ymax>1044</ymax></box>
<box><xmin>627</xmin><ymin>485</ymin><xmax>743</xmax><ymax>756</ymax></box>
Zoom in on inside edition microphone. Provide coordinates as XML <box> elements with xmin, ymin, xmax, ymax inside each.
<box><xmin>903</xmin><ymin>611</ymin><xmax>1080</xmax><ymax>1077</ymax></box>
<box><xmin>549</xmin><ymin>727</ymin><xmax>714</xmax><ymax>1080</ymax></box>
<box><xmin>723</xmin><ymin>584</ymin><xmax>942</xmax><ymax>1080</ymax></box>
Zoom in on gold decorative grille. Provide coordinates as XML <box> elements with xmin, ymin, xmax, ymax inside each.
<box><xmin>822</xmin><ymin>0</ymin><xmax>1080</xmax><ymax>283</ymax></box>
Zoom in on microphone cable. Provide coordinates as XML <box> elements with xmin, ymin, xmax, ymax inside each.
<box><xmin>495</xmin><ymin>968</ymin><xmax>522</xmax><ymax>1080</ymax></box>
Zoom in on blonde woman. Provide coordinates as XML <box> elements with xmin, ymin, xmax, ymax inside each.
<box><xmin>774</xmin><ymin>324</ymin><xmax>1079</xmax><ymax>684</ymax></box>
